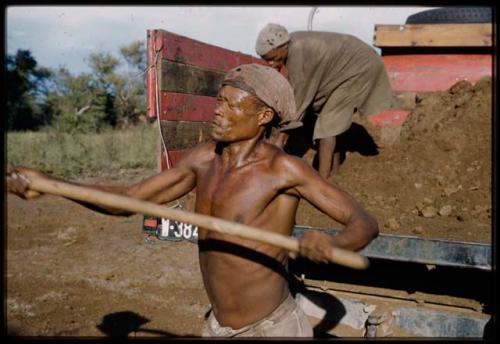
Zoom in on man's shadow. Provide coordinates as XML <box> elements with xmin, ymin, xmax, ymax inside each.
<box><xmin>288</xmin><ymin>266</ymin><xmax>347</xmax><ymax>338</ymax></box>
<box><xmin>96</xmin><ymin>311</ymin><xmax>196</xmax><ymax>337</ymax></box>
<box><xmin>283</xmin><ymin>108</ymin><xmax>379</xmax><ymax>169</ymax></box>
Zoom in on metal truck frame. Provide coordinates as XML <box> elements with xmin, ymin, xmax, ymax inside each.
<box><xmin>142</xmin><ymin>24</ymin><xmax>493</xmax><ymax>338</ymax></box>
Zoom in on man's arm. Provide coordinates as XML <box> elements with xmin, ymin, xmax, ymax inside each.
<box><xmin>6</xmin><ymin>147</ymin><xmax>204</xmax><ymax>216</ymax></box>
<box><xmin>277</xmin><ymin>154</ymin><xmax>379</xmax><ymax>263</ymax></box>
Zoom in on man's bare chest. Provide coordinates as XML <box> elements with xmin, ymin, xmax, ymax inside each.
<box><xmin>195</xmin><ymin>163</ymin><xmax>278</xmax><ymax>221</ymax></box>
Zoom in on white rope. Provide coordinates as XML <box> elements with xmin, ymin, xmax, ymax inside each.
<box><xmin>152</xmin><ymin>48</ymin><xmax>171</xmax><ymax>170</ymax></box>
<box><xmin>152</xmin><ymin>42</ymin><xmax>180</xmax><ymax>209</ymax></box>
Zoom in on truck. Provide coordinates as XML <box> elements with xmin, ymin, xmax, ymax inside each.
<box><xmin>141</xmin><ymin>9</ymin><xmax>493</xmax><ymax>338</ymax></box>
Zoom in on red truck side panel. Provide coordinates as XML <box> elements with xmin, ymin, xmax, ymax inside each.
<box><xmin>160</xmin><ymin>92</ymin><xmax>216</xmax><ymax>122</ymax></box>
<box><xmin>159</xmin><ymin>30</ymin><xmax>264</xmax><ymax>71</ymax></box>
<box><xmin>383</xmin><ymin>54</ymin><xmax>492</xmax><ymax>92</ymax></box>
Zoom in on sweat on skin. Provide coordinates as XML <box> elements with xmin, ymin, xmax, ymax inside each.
<box><xmin>6</xmin><ymin>63</ymin><xmax>378</xmax><ymax>337</ymax></box>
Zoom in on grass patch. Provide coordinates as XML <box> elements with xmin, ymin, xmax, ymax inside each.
<box><xmin>6</xmin><ymin>122</ymin><xmax>159</xmax><ymax>179</ymax></box>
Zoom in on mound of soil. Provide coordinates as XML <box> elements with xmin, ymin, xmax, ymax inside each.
<box><xmin>296</xmin><ymin>76</ymin><xmax>492</xmax><ymax>243</ymax></box>
<box><xmin>5</xmin><ymin>78</ymin><xmax>492</xmax><ymax>337</ymax></box>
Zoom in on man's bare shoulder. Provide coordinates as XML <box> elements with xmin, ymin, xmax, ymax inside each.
<box><xmin>265</xmin><ymin>143</ymin><xmax>313</xmax><ymax>177</ymax></box>
<box><xmin>192</xmin><ymin>141</ymin><xmax>217</xmax><ymax>155</ymax></box>
<box><xmin>177</xmin><ymin>142</ymin><xmax>217</xmax><ymax>168</ymax></box>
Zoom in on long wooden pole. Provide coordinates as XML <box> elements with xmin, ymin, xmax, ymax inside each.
<box><xmin>26</xmin><ymin>176</ymin><xmax>369</xmax><ymax>270</ymax></box>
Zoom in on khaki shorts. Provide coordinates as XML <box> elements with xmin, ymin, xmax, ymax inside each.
<box><xmin>201</xmin><ymin>293</ymin><xmax>313</xmax><ymax>337</ymax></box>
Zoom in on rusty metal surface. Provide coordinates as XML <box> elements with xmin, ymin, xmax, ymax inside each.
<box><xmin>293</xmin><ymin>226</ymin><xmax>491</xmax><ymax>270</ymax></box>
<box><xmin>393</xmin><ymin>306</ymin><xmax>489</xmax><ymax>337</ymax></box>
<box><xmin>143</xmin><ymin>219</ymin><xmax>491</xmax><ymax>270</ymax></box>
<box><xmin>299</xmin><ymin>286</ymin><xmax>490</xmax><ymax>338</ymax></box>
<box><xmin>300</xmin><ymin>278</ymin><xmax>484</xmax><ymax>312</ymax></box>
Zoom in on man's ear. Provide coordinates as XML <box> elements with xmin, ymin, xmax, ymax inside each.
<box><xmin>283</xmin><ymin>42</ymin><xmax>289</xmax><ymax>54</ymax></box>
<box><xmin>258</xmin><ymin>108</ymin><xmax>275</xmax><ymax>126</ymax></box>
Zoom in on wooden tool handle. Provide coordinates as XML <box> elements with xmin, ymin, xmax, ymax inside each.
<box><xmin>27</xmin><ymin>176</ymin><xmax>369</xmax><ymax>270</ymax></box>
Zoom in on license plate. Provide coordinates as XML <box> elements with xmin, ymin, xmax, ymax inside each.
<box><xmin>158</xmin><ymin>218</ymin><xmax>198</xmax><ymax>242</ymax></box>
<box><xmin>142</xmin><ymin>215</ymin><xmax>198</xmax><ymax>243</ymax></box>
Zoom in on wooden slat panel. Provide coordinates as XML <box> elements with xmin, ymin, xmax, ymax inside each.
<box><xmin>146</xmin><ymin>29</ymin><xmax>160</xmax><ymax>120</ymax></box>
<box><xmin>158</xmin><ymin>30</ymin><xmax>265</xmax><ymax>72</ymax></box>
<box><xmin>160</xmin><ymin>120</ymin><xmax>212</xmax><ymax>150</ymax></box>
<box><xmin>383</xmin><ymin>54</ymin><xmax>492</xmax><ymax>92</ymax></box>
<box><xmin>159</xmin><ymin>60</ymin><xmax>224</xmax><ymax>96</ymax></box>
<box><xmin>374</xmin><ymin>23</ymin><xmax>492</xmax><ymax>47</ymax></box>
<box><xmin>160</xmin><ymin>92</ymin><xmax>216</xmax><ymax>122</ymax></box>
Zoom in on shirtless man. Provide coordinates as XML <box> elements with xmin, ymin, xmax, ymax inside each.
<box><xmin>6</xmin><ymin>63</ymin><xmax>378</xmax><ymax>337</ymax></box>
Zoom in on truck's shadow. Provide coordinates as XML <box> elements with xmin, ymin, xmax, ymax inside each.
<box><xmin>289</xmin><ymin>256</ymin><xmax>493</xmax><ymax>337</ymax></box>
<box><xmin>96</xmin><ymin>311</ymin><xmax>196</xmax><ymax>338</ymax></box>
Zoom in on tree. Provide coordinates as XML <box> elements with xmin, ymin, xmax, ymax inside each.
<box><xmin>6</xmin><ymin>41</ymin><xmax>148</xmax><ymax>133</ymax></box>
<box><xmin>113</xmin><ymin>40</ymin><xmax>147</xmax><ymax>127</ymax></box>
<box><xmin>6</xmin><ymin>50</ymin><xmax>52</xmax><ymax>131</ymax></box>
<box><xmin>47</xmin><ymin>68</ymin><xmax>109</xmax><ymax>133</ymax></box>
<box><xmin>88</xmin><ymin>52</ymin><xmax>120</xmax><ymax>127</ymax></box>
<box><xmin>120</xmin><ymin>40</ymin><xmax>147</xmax><ymax>72</ymax></box>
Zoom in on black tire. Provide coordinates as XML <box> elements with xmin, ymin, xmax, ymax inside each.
<box><xmin>405</xmin><ymin>7</ymin><xmax>492</xmax><ymax>24</ymax></box>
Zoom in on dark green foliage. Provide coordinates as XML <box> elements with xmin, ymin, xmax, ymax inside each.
<box><xmin>6</xmin><ymin>50</ymin><xmax>53</xmax><ymax>131</ymax></box>
<box><xmin>6</xmin><ymin>40</ymin><xmax>147</xmax><ymax>133</ymax></box>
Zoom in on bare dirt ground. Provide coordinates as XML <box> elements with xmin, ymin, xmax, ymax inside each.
<box><xmin>6</xmin><ymin>170</ymin><xmax>208</xmax><ymax>337</ymax></box>
<box><xmin>5</xmin><ymin>77</ymin><xmax>492</xmax><ymax>337</ymax></box>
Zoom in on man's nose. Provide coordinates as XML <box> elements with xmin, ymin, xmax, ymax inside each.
<box><xmin>214</xmin><ymin>102</ymin><xmax>223</xmax><ymax>116</ymax></box>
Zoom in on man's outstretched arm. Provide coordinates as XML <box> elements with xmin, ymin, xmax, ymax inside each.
<box><xmin>277</xmin><ymin>154</ymin><xmax>379</xmax><ymax>263</ymax></box>
<box><xmin>5</xmin><ymin>147</ymin><xmax>206</xmax><ymax>216</ymax></box>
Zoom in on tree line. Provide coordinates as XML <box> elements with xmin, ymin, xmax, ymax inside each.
<box><xmin>6</xmin><ymin>41</ymin><xmax>147</xmax><ymax>133</ymax></box>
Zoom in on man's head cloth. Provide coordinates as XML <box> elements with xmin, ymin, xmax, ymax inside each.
<box><xmin>255</xmin><ymin>23</ymin><xmax>290</xmax><ymax>56</ymax></box>
<box><xmin>221</xmin><ymin>64</ymin><xmax>296</xmax><ymax>128</ymax></box>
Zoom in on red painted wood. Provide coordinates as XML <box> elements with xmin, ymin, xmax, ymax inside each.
<box><xmin>160</xmin><ymin>92</ymin><xmax>216</xmax><ymax>122</ymax></box>
<box><xmin>368</xmin><ymin>109</ymin><xmax>411</xmax><ymax>127</ymax></box>
<box><xmin>160</xmin><ymin>31</ymin><xmax>265</xmax><ymax>72</ymax></box>
<box><xmin>146</xmin><ymin>30</ymin><xmax>160</xmax><ymax>120</ymax></box>
<box><xmin>383</xmin><ymin>54</ymin><xmax>492</xmax><ymax>92</ymax></box>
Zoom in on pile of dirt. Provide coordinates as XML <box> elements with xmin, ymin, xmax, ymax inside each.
<box><xmin>5</xmin><ymin>78</ymin><xmax>492</xmax><ymax>337</ymax></box>
<box><xmin>296</xmin><ymin>76</ymin><xmax>492</xmax><ymax>243</ymax></box>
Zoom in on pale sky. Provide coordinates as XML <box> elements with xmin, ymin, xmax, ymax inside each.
<box><xmin>6</xmin><ymin>6</ymin><xmax>435</xmax><ymax>74</ymax></box>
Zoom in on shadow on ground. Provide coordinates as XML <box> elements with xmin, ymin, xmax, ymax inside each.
<box><xmin>96</xmin><ymin>311</ymin><xmax>197</xmax><ymax>338</ymax></box>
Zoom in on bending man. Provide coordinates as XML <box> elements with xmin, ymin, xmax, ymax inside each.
<box><xmin>256</xmin><ymin>23</ymin><xmax>394</xmax><ymax>178</ymax></box>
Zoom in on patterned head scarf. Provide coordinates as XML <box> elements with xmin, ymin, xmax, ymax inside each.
<box><xmin>255</xmin><ymin>23</ymin><xmax>290</xmax><ymax>56</ymax></box>
<box><xmin>221</xmin><ymin>63</ymin><xmax>299</xmax><ymax>130</ymax></box>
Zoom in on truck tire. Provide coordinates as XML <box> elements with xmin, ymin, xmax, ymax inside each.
<box><xmin>405</xmin><ymin>7</ymin><xmax>492</xmax><ymax>24</ymax></box>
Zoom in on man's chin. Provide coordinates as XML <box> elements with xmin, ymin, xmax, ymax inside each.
<box><xmin>210</xmin><ymin>131</ymin><xmax>227</xmax><ymax>142</ymax></box>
